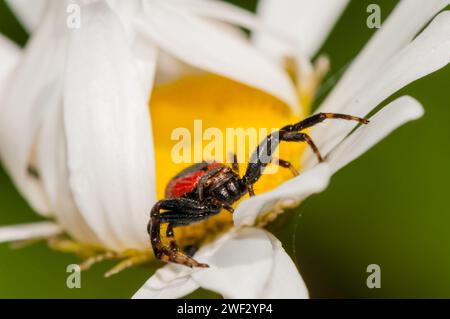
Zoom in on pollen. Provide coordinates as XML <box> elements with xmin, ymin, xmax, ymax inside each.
<box><xmin>149</xmin><ymin>74</ymin><xmax>309</xmax><ymax>248</ymax></box>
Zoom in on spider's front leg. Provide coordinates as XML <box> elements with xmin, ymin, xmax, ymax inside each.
<box><xmin>279</xmin><ymin>112</ymin><xmax>369</xmax><ymax>162</ymax></box>
<box><xmin>148</xmin><ymin>198</ymin><xmax>221</xmax><ymax>268</ymax></box>
<box><xmin>241</xmin><ymin>112</ymin><xmax>369</xmax><ymax>191</ymax></box>
<box><xmin>279</xmin><ymin>112</ymin><xmax>369</xmax><ymax>161</ymax></box>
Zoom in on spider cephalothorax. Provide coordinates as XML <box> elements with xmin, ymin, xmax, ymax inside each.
<box><xmin>148</xmin><ymin>112</ymin><xmax>369</xmax><ymax>268</ymax></box>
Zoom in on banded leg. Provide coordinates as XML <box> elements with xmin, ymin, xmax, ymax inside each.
<box><xmin>281</xmin><ymin>112</ymin><xmax>369</xmax><ymax>132</ymax></box>
<box><xmin>149</xmin><ymin>198</ymin><xmax>220</xmax><ymax>268</ymax></box>
<box><xmin>211</xmin><ymin>198</ymin><xmax>235</xmax><ymax>213</ymax></box>
<box><xmin>248</xmin><ymin>184</ymin><xmax>255</xmax><ymax>196</ymax></box>
<box><xmin>242</xmin><ymin>112</ymin><xmax>368</xmax><ymax>186</ymax></box>
<box><xmin>271</xmin><ymin>157</ymin><xmax>299</xmax><ymax>176</ymax></box>
<box><xmin>165</xmin><ymin>224</ymin><xmax>200</xmax><ymax>256</ymax></box>
<box><xmin>166</xmin><ymin>223</ymin><xmax>178</xmax><ymax>252</ymax></box>
<box><xmin>242</xmin><ymin>131</ymin><xmax>321</xmax><ymax>185</ymax></box>
<box><xmin>279</xmin><ymin>131</ymin><xmax>323</xmax><ymax>163</ymax></box>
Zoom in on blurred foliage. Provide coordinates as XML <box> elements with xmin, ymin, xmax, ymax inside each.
<box><xmin>0</xmin><ymin>0</ymin><xmax>27</xmax><ymax>46</ymax></box>
<box><xmin>0</xmin><ymin>0</ymin><xmax>449</xmax><ymax>298</ymax></box>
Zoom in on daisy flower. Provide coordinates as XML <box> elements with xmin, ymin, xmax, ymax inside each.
<box><xmin>0</xmin><ymin>0</ymin><xmax>449</xmax><ymax>299</ymax></box>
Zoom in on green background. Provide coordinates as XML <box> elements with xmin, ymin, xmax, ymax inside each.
<box><xmin>0</xmin><ymin>0</ymin><xmax>449</xmax><ymax>298</ymax></box>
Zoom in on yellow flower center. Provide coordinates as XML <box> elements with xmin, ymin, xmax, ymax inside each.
<box><xmin>150</xmin><ymin>74</ymin><xmax>308</xmax><ymax>248</ymax></box>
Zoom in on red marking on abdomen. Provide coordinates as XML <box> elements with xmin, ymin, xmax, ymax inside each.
<box><xmin>166</xmin><ymin>162</ymin><xmax>221</xmax><ymax>198</ymax></box>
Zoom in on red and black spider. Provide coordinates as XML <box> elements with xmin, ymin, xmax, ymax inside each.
<box><xmin>148</xmin><ymin>112</ymin><xmax>369</xmax><ymax>268</ymax></box>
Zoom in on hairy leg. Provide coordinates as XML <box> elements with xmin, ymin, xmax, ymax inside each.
<box><xmin>242</xmin><ymin>112</ymin><xmax>368</xmax><ymax>186</ymax></box>
<box><xmin>271</xmin><ymin>157</ymin><xmax>299</xmax><ymax>176</ymax></box>
<box><xmin>149</xmin><ymin>198</ymin><xmax>221</xmax><ymax>268</ymax></box>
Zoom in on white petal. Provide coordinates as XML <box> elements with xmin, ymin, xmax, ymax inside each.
<box><xmin>191</xmin><ymin>228</ymin><xmax>306</xmax><ymax>298</ymax></box>
<box><xmin>0</xmin><ymin>1</ymin><xmax>67</xmax><ymax>215</ymax></box>
<box><xmin>106</xmin><ymin>0</ymin><xmax>141</xmax><ymax>37</ymax></box>
<box><xmin>104</xmin><ymin>0</ymin><xmax>159</xmax><ymax>93</ymax></box>
<box><xmin>133</xmin><ymin>264</ymin><xmax>199</xmax><ymax>299</ymax></box>
<box><xmin>164</xmin><ymin>0</ymin><xmax>262</xmax><ymax>31</ymax></box>
<box><xmin>37</xmin><ymin>98</ymin><xmax>102</xmax><ymax>245</ymax></box>
<box><xmin>133</xmin><ymin>230</ymin><xmax>233</xmax><ymax>299</ymax></box>
<box><xmin>63</xmin><ymin>1</ymin><xmax>156</xmax><ymax>250</ymax></box>
<box><xmin>132</xmin><ymin>39</ymin><xmax>159</xmax><ymax>94</ymax></box>
<box><xmin>134</xmin><ymin>228</ymin><xmax>307</xmax><ymax>299</ymax></box>
<box><xmin>6</xmin><ymin>0</ymin><xmax>47</xmax><ymax>32</ymax></box>
<box><xmin>165</xmin><ymin>0</ymin><xmax>296</xmax><ymax>42</ymax></box>
<box><xmin>327</xmin><ymin>96</ymin><xmax>424</xmax><ymax>173</ymax></box>
<box><xmin>165</xmin><ymin>0</ymin><xmax>314</xmax><ymax>82</ymax></box>
<box><xmin>152</xmin><ymin>0</ymin><xmax>299</xmax><ymax>85</ymax></box>
<box><xmin>0</xmin><ymin>34</ymin><xmax>21</xmax><ymax>99</ymax></box>
<box><xmin>138</xmin><ymin>1</ymin><xmax>300</xmax><ymax>113</ymax></box>
<box><xmin>0</xmin><ymin>221</ymin><xmax>62</xmax><ymax>243</ymax></box>
<box><xmin>234</xmin><ymin>163</ymin><xmax>331</xmax><ymax>227</ymax></box>
<box><xmin>191</xmin><ymin>228</ymin><xmax>274</xmax><ymax>299</ymax></box>
<box><xmin>261</xmin><ymin>233</ymin><xmax>308</xmax><ymax>299</ymax></box>
<box><xmin>253</xmin><ymin>0</ymin><xmax>349</xmax><ymax>58</ymax></box>
<box><xmin>154</xmin><ymin>51</ymin><xmax>203</xmax><ymax>85</ymax></box>
<box><xmin>318</xmin><ymin>0</ymin><xmax>450</xmax><ymax>116</ymax></box>
<box><xmin>311</xmin><ymin>10</ymin><xmax>450</xmax><ymax>159</ymax></box>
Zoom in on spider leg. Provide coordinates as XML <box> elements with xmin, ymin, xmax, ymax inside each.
<box><xmin>241</xmin><ymin>112</ymin><xmax>368</xmax><ymax>187</ymax></box>
<box><xmin>197</xmin><ymin>166</ymin><xmax>223</xmax><ymax>201</ymax></box>
<box><xmin>279</xmin><ymin>131</ymin><xmax>324</xmax><ymax>163</ymax></box>
<box><xmin>271</xmin><ymin>157</ymin><xmax>299</xmax><ymax>176</ymax></box>
<box><xmin>210</xmin><ymin>198</ymin><xmax>234</xmax><ymax>213</ymax></box>
<box><xmin>248</xmin><ymin>184</ymin><xmax>255</xmax><ymax>196</ymax></box>
<box><xmin>149</xmin><ymin>198</ymin><xmax>221</xmax><ymax>268</ymax></box>
<box><xmin>166</xmin><ymin>223</ymin><xmax>178</xmax><ymax>252</ymax></box>
<box><xmin>282</xmin><ymin>112</ymin><xmax>369</xmax><ymax>132</ymax></box>
<box><xmin>229</xmin><ymin>152</ymin><xmax>239</xmax><ymax>174</ymax></box>
<box><xmin>183</xmin><ymin>245</ymin><xmax>199</xmax><ymax>257</ymax></box>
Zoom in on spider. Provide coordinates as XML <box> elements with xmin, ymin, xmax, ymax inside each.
<box><xmin>148</xmin><ymin>112</ymin><xmax>369</xmax><ymax>268</ymax></box>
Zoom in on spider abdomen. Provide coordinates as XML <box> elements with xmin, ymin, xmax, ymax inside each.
<box><xmin>165</xmin><ymin>162</ymin><xmax>223</xmax><ymax>198</ymax></box>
